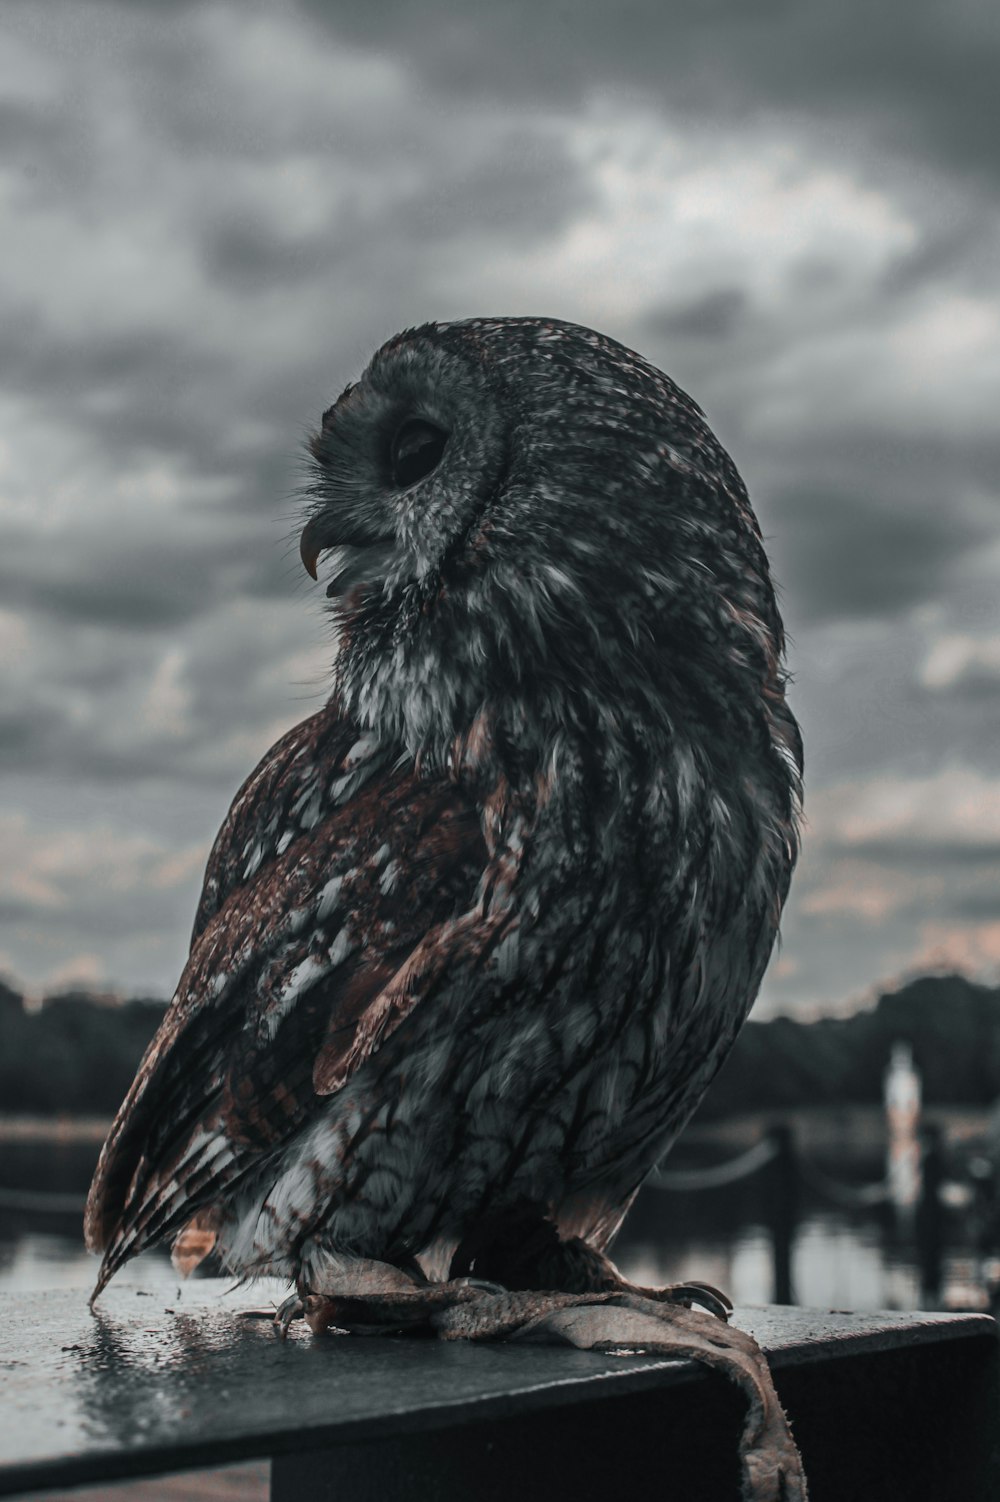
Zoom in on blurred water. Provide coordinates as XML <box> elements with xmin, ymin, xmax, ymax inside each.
<box><xmin>0</xmin><ymin>1211</ymin><xmax>953</xmax><ymax>1309</ymax></box>
<box><xmin>615</xmin><ymin>1211</ymin><xmax>924</xmax><ymax>1309</ymax></box>
<box><xmin>0</xmin><ymin>1134</ymin><xmax>989</xmax><ymax>1310</ymax></box>
<box><xmin>0</xmin><ymin>1230</ymin><xmax>171</xmax><ymax>1293</ymax></box>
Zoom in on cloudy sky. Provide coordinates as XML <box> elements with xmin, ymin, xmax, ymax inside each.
<box><xmin>1</xmin><ymin>0</ymin><xmax>998</xmax><ymax>1016</ymax></box>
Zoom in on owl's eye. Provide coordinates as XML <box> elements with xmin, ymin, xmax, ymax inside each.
<box><xmin>390</xmin><ymin>419</ymin><xmax>448</xmax><ymax>488</ymax></box>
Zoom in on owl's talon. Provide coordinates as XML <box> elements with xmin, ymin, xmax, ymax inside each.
<box><xmin>649</xmin><ymin>1280</ymin><xmax>734</xmax><ymax>1322</ymax></box>
<box><xmin>452</xmin><ymin>1276</ymin><xmax>508</xmax><ymax>1296</ymax></box>
<box><xmin>294</xmin><ymin>1276</ymin><xmax>508</xmax><ymax>1337</ymax></box>
<box><xmin>273</xmin><ymin>1293</ymin><xmax>306</xmax><ymax>1337</ymax></box>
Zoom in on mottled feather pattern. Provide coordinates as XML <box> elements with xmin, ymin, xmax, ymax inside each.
<box><xmin>85</xmin><ymin>705</ymin><xmax>491</xmax><ymax>1282</ymax></box>
<box><xmin>86</xmin><ymin>316</ymin><xmax>802</xmax><ymax>1300</ymax></box>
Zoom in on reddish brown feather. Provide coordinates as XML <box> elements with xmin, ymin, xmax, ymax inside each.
<box><xmin>312</xmin><ymin>961</ymin><xmax>396</xmax><ymax>1095</ymax></box>
<box><xmin>84</xmin><ymin>699</ymin><xmax>490</xmax><ymax>1276</ymax></box>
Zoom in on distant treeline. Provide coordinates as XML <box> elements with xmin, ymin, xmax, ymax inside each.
<box><xmin>1</xmin><ymin>973</ymin><xmax>999</xmax><ymax>1120</ymax></box>
<box><xmin>0</xmin><ymin>982</ymin><xmax>166</xmax><ymax>1117</ymax></box>
<box><xmin>695</xmin><ymin>973</ymin><xmax>1000</xmax><ymax>1121</ymax></box>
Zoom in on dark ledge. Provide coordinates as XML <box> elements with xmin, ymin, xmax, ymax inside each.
<box><xmin>0</xmin><ymin>1282</ymin><xmax>996</xmax><ymax>1500</ymax></box>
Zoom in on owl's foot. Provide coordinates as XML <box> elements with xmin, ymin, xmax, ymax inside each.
<box><xmin>296</xmin><ymin>1277</ymin><xmax>508</xmax><ymax>1337</ymax></box>
<box><xmin>450</xmin><ymin>1201</ymin><xmax>734</xmax><ymax>1318</ymax></box>
<box><xmin>273</xmin><ymin>1256</ymin><xmax>505</xmax><ymax>1338</ymax></box>
<box><xmin>437</xmin><ymin>1289</ymin><xmax>807</xmax><ymax>1502</ymax></box>
<box><xmin>440</xmin><ymin>1209</ymin><xmax>800</xmax><ymax>1500</ymax></box>
<box><xmin>298</xmin><ymin>1276</ymin><xmax>805</xmax><ymax>1501</ymax></box>
<box><xmin>286</xmin><ymin>1220</ymin><xmax>804</xmax><ymax>1498</ymax></box>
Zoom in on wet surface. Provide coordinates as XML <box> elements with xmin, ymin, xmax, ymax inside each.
<box><xmin>0</xmin><ymin>1280</ymin><xmax>992</xmax><ymax>1496</ymax></box>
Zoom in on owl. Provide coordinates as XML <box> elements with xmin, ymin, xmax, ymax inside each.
<box><xmin>85</xmin><ymin>318</ymin><xmax>805</xmax><ymax>1494</ymax></box>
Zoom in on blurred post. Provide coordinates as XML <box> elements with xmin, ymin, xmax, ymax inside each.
<box><xmin>916</xmin><ymin>1122</ymin><xmax>945</xmax><ymax>1307</ymax></box>
<box><xmin>885</xmin><ymin>1040</ymin><xmax>922</xmax><ymax>1234</ymax></box>
<box><xmin>767</xmin><ymin>1122</ymin><xmax>797</xmax><ymax>1305</ymax></box>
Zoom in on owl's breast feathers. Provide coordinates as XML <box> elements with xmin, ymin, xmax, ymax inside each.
<box><xmin>85</xmin><ymin>693</ymin><xmax>793</xmax><ymax>1292</ymax></box>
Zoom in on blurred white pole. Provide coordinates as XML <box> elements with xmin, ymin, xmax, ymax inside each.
<box><xmin>885</xmin><ymin>1041</ymin><xmax>922</xmax><ymax>1230</ymax></box>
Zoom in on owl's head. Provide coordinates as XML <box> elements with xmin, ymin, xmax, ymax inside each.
<box><xmin>300</xmin><ymin>317</ymin><xmax>798</xmax><ymax>785</ymax></box>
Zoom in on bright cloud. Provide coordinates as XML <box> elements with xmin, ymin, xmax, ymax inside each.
<box><xmin>434</xmin><ymin>99</ymin><xmax>917</xmax><ymax>332</ymax></box>
<box><xmin>920</xmin><ymin>633</ymin><xmax>1000</xmax><ymax>692</ymax></box>
<box><xmin>803</xmin><ymin>766</ymin><xmax>1000</xmax><ymax>851</ymax></box>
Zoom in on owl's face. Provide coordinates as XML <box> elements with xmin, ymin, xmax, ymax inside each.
<box><xmin>301</xmin><ymin>332</ymin><xmax>507</xmax><ymax>600</ymax></box>
<box><xmin>300</xmin><ymin>317</ymin><xmax>794</xmax><ymax>774</ymax></box>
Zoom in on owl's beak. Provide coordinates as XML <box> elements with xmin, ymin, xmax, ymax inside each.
<box><xmin>299</xmin><ymin>512</ymin><xmax>391</xmax><ymax>578</ymax></box>
<box><xmin>299</xmin><ymin>515</ymin><xmax>325</xmax><ymax>580</ymax></box>
<box><xmin>299</xmin><ymin>512</ymin><xmax>398</xmax><ymax>595</ymax></box>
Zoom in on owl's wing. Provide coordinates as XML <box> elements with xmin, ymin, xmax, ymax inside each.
<box><xmin>84</xmin><ymin>701</ymin><xmax>494</xmax><ymax>1292</ymax></box>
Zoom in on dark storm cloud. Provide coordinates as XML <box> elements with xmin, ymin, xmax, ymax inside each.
<box><xmin>927</xmin><ymin>675</ymin><xmax>1000</xmax><ymax>705</ymax></box>
<box><xmin>200</xmin><ymin>215</ymin><xmax>342</xmax><ymax>294</ymax></box>
<box><xmin>0</xmin><ymin>900</ymin><xmax>41</xmax><ymax>925</ymax></box>
<box><xmin>8</xmin><ymin>566</ymin><xmax>204</xmax><ymax>631</ymax></box>
<box><xmin>5</xmin><ymin>726</ymin><xmax>220</xmax><ymax>786</ymax></box>
<box><xmin>0</xmin><ymin>638</ymin><xmax>318</xmax><ymax>789</ymax></box>
<box><xmin>0</xmin><ymin>99</ymin><xmax>68</xmax><ymax>165</ymax></box>
<box><xmin>316</xmin><ymin>0</ymin><xmax>1000</xmax><ymax>185</ymax></box>
<box><xmin>0</xmin><ymin>524</ymin><xmax>293</xmax><ymax>630</ymax></box>
<box><xmin>398</xmin><ymin>131</ymin><xmax>596</xmax><ymax>243</ymax></box>
<box><xmin>2</xmin><ymin>315</ymin><xmax>202</xmax><ymax>399</ymax></box>
<box><xmin>0</xmin><ymin>701</ymin><xmax>67</xmax><ymax>764</ymax></box>
<box><xmin>646</xmin><ymin>289</ymin><xmax>749</xmax><ymax>343</ymax></box>
<box><xmin>950</xmin><ymin>893</ymin><xmax>1000</xmax><ymax>921</ymax></box>
<box><xmin>108</xmin><ymin>0</ymin><xmax>1000</xmax><ymax>199</ymax></box>
<box><xmin>0</xmin><ymin>310</ymin><xmax>275</xmax><ymax>485</ymax></box>
<box><xmin>198</xmin><ymin>128</ymin><xmax>591</xmax><ymax>294</ymax></box>
<box><xmin>828</xmin><ymin>839</ymin><xmax>1000</xmax><ymax>868</ymax></box>
<box><xmin>767</xmin><ymin>485</ymin><xmax>991</xmax><ymax>625</ymax></box>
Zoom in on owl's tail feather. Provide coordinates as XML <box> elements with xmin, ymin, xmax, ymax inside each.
<box><xmin>88</xmin><ymin>1129</ymin><xmax>236</xmax><ymax>1306</ymax></box>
